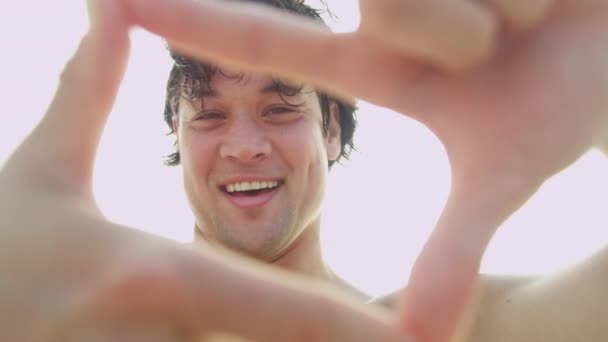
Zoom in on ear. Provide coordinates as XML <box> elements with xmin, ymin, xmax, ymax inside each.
<box><xmin>325</xmin><ymin>101</ymin><xmax>342</xmax><ymax>162</ymax></box>
<box><xmin>172</xmin><ymin>114</ymin><xmax>180</xmax><ymax>139</ymax></box>
<box><xmin>171</xmin><ymin>114</ymin><xmax>182</xmax><ymax>157</ymax></box>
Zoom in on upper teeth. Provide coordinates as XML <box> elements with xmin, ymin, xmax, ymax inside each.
<box><xmin>226</xmin><ymin>181</ymin><xmax>279</xmax><ymax>193</ymax></box>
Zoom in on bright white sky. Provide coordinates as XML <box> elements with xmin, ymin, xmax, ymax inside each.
<box><xmin>1</xmin><ymin>1</ymin><xmax>607</xmax><ymax>297</ymax></box>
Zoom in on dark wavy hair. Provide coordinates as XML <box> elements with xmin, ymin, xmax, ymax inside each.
<box><xmin>163</xmin><ymin>0</ymin><xmax>357</xmax><ymax>168</ymax></box>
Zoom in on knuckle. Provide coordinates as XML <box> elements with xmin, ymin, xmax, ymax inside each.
<box><xmin>82</xmin><ymin>254</ymin><xmax>184</xmax><ymax>317</ymax></box>
<box><xmin>58</xmin><ymin>37</ymin><xmax>91</xmax><ymax>88</ymax></box>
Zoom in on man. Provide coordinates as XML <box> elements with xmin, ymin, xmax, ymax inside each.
<box><xmin>1</xmin><ymin>1</ymin><xmax>607</xmax><ymax>342</ymax></box>
<box><xmin>161</xmin><ymin>0</ymin><xmax>363</xmax><ymax>297</ymax></box>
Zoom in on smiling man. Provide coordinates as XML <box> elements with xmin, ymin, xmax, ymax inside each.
<box><xmin>173</xmin><ymin>75</ymin><xmax>341</xmax><ymax>259</ymax></box>
<box><xmin>173</xmin><ymin>72</ymin><xmax>344</xmax><ymax>271</ymax></box>
<box><xmin>160</xmin><ymin>0</ymin><xmax>361</xmax><ymax>293</ymax></box>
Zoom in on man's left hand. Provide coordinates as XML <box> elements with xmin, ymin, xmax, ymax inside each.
<box><xmin>121</xmin><ymin>0</ymin><xmax>608</xmax><ymax>341</ymax></box>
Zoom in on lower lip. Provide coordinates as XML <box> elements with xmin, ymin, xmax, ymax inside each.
<box><xmin>223</xmin><ymin>186</ymin><xmax>281</xmax><ymax>209</ymax></box>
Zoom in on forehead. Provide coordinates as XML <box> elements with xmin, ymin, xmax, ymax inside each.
<box><xmin>203</xmin><ymin>70</ymin><xmax>315</xmax><ymax>99</ymax></box>
<box><xmin>209</xmin><ymin>71</ymin><xmax>273</xmax><ymax>89</ymax></box>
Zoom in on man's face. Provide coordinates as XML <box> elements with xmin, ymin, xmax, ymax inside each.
<box><xmin>174</xmin><ymin>72</ymin><xmax>341</xmax><ymax>261</ymax></box>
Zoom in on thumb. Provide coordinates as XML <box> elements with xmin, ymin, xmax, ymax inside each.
<box><xmin>397</xmin><ymin>172</ymin><xmax>540</xmax><ymax>342</ymax></box>
<box><xmin>359</xmin><ymin>0</ymin><xmax>497</xmax><ymax>71</ymax></box>
<box><xmin>16</xmin><ymin>0</ymin><xmax>130</xmax><ymax>192</ymax></box>
<box><xmin>82</xmin><ymin>245</ymin><xmax>415</xmax><ymax>342</ymax></box>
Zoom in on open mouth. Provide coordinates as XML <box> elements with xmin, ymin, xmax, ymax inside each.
<box><xmin>220</xmin><ymin>180</ymin><xmax>284</xmax><ymax>208</ymax></box>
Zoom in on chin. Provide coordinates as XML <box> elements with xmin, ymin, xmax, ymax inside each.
<box><xmin>212</xmin><ymin>222</ymin><xmax>294</xmax><ymax>259</ymax></box>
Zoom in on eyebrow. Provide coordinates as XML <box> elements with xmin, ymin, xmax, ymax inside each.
<box><xmin>199</xmin><ymin>82</ymin><xmax>298</xmax><ymax>99</ymax></box>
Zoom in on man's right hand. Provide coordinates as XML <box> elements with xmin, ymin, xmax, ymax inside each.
<box><xmin>0</xmin><ymin>1</ymin><xmax>412</xmax><ymax>341</ymax></box>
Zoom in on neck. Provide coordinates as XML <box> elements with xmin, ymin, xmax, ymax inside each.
<box><xmin>271</xmin><ymin>220</ymin><xmax>369</xmax><ymax>300</ymax></box>
<box><xmin>192</xmin><ymin>218</ymin><xmax>368</xmax><ymax>299</ymax></box>
<box><xmin>191</xmin><ymin>219</ymin><xmax>329</xmax><ymax>278</ymax></box>
<box><xmin>270</xmin><ymin>218</ymin><xmax>331</xmax><ymax>279</ymax></box>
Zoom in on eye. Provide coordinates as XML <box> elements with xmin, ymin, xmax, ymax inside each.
<box><xmin>264</xmin><ymin>105</ymin><xmax>304</xmax><ymax>124</ymax></box>
<box><xmin>266</xmin><ymin>106</ymin><xmax>297</xmax><ymax>115</ymax></box>
<box><xmin>195</xmin><ymin>111</ymin><xmax>225</xmax><ymax>121</ymax></box>
<box><xmin>189</xmin><ymin>111</ymin><xmax>226</xmax><ymax>130</ymax></box>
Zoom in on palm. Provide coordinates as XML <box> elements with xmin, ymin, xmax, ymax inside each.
<box><xmin>351</xmin><ymin>2</ymin><xmax>606</xmax><ymax>188</ymax></box>
<box><xmin>424</xmin><ymin>43</ymin><xmax>598</xmax><ymax>182</ymax></box>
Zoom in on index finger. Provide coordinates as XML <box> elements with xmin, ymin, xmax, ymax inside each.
<box><xmin>123</xmin><ymin>0</ymin><xmax>449</xmax><ymax>116</ymax></box>
<box><xmin>124</xmin><ymin>0</ymin><xmax>355</xmax><ymax>93</ymax></box>
<box><xmin>359</xmin><ymin>0</ymin><xmax>497</xmax><ymax>71</ymax></box>
<box><xmin>5</xmin><ymin>0</ymin><xmax>130</xmax><ymax>192</ymax></box>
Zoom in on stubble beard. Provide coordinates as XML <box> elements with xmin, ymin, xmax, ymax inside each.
<box><xmin>208</xmin><ymin>208</ymin><xmax>297</xmax><ymax>262</ymax></box>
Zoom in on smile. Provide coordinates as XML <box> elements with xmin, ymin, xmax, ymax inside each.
<box><xmin>224</xmin><ymin>180</ymin><xmax>279</xmax><ymax>194</ymax></box>
<box><xmin>220</xmin><ymin>179</ymin><xmax>284</xmax><ymax>208</ymax></box>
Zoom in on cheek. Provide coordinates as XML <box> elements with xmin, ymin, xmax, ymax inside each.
<box><xmin>275</xmin><ymin>123</ymin><xmax>330</xmax><ymax>202</ymax></box>
<box><xmin>179</xmin><ymin>130</ymin><xmax>218</xmax><ymax>188</ymax></box>
<box><xmin>181</xmin><ymin>130</ymin><xmax>215</xmax><ymax>164</ymax></box>
<box><xmin>275</xmin><ymin>121</ymin><xmax>328</xmax><ymax>166</ymax></box>
<box><xmin>179</xmin><ymin>131</ymin><xmax>223</xmax><ymax>228</ymax></box>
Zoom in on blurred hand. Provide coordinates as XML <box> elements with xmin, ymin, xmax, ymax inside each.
<box><xmin>0</xmin><ymin>1</ymin><xmax>414</xmax><ymax>341</ymax></box>
<box><xmin>359</xmin><ymin>0</ymin><xmax>554</xmax><ymax>70</ymax></box>
<box><xmin>121</xmin><ymin>0</ymin><xmax>608</xmax><ymax>341</ymax></box>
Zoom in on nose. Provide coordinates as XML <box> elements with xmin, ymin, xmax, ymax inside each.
<box><xmin>219</xmin><ymin>118</ymin><xmax>271</xmax><ymax>162</ymax></box>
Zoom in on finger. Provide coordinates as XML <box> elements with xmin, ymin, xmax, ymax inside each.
<box><xmin>124</xmin><ymin>0</ymin><xmax>396</xmax><ymax>102</ymax></box>
<box><xmin>122</xmin><ymin>0</ymin><xmax>436</xmax><ymax>119</ymax></box>
<box><xmin>358</xmin><ymin>0</ymin><xmax>498</xmax><ymax>71</ymax></box>
<box><xmin>485</xmin><ymin>0</ymin><xmax>555</xmax><ymax>31</ymax></box>
<box><xmin>124</xmin><ymin>0</ymin><xmax>346</xmax><ymax>85</ymax></box>
<box><xmin>396</xmin><ymin>174</ymin><xmax>539</xmax><ymax>342</ymax></box>
<box><xmin>18</xmin><ymin>0</ymin><xmax>130</xmax><ymax>191</ymax></box>
<box><xmin>86</xmin><ymin>246</ymin><xmax>413</xmax><ymax>342</ymax></box>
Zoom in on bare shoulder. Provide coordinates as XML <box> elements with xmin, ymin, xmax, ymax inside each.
<box><xmin>474</xmin><ymin>248</ymin><xmax>607</xmax><ymax>342</ymax></box>
<box><xmin>367</xmin><ymin>275</ymin><xmax>535</xmax><ymax>341</ymax></box>
<box><xmin>470</xmin><ymin>248</ymin><xmax>608</xmax><ymax>342</ymax></box>
<box><xmin>368</xmin><ymin>274</ymin><xmax>531</xmax><ymax>310</ymax></box>
<box><xmin>370</xmin><ymin>265</ymin><xmax>608</xmax><ymax>342</ymax></box>
<box><xmin>369</xmin><ymin>248</ymin><xmax>608</xmax><ymax>342</ymax></box>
